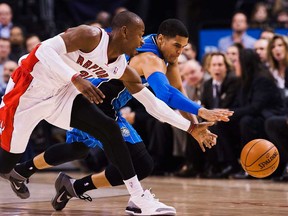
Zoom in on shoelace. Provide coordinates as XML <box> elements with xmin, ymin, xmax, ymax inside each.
<box><xmin>145</xmin><ymin>189</ymin><xmax>159</xmax><ymax>202</ymax></box>
<box><xmin>79</xmin><ymin>194</ymin><xmax>92</xmax><ymax>202</ymax></box>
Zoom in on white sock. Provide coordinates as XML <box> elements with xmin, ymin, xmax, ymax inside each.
<box><xmin>123</xmin><ymin>175</ymin><xmax>143</xmax><ymax>197</ymax></box>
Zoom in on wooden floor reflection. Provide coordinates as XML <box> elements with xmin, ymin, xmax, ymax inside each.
<box><xmin>0</xmin><ymin>172</ymin><xmax>287</xmax><ymax>215</ymax></box>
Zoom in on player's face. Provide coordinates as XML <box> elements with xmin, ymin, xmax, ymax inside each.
<box><xmin>158</xmin><ymin>35</ymin><xmax>188</xmax><ymax>64</ymax></box>
<box><xmin>125</xmin><ymin>22</ymin><xmax>145</xmax><ymax>57</ymax></box>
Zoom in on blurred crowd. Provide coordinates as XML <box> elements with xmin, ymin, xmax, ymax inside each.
<box><xmin>1</xmin><ymin>1</ymin><xmax>288</xmax><ymax>182</ymax></box>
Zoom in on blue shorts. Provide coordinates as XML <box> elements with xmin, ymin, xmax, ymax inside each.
<box><xmin>66</xmin><ymin>114</ymin><xmax>142</xmax><ymax>149</ymax></box>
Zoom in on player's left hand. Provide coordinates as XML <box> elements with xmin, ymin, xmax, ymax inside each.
<box><xmin>72</xmin><ymin>75</ymin><xmax>105</xmax><ymax>104</ymax></box>
<box><xmin>187</xmin><ymin>122</ymin><xmax>217</xmax><ymax>152</ymax></box>
<box><xmin>198</xmin><ymin>108</ymin><xmax>234</xmax><ymax>122</ymax></box>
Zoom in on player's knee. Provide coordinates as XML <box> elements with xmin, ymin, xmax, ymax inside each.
<box><xmin>72</xmin><ymin>142</ymin><xmax>90</xmax><ymax>159</ymax></box>
<box><xmin>134</xmin><ymin>153</ymin><xmax>154</xmax><ymax>180</ymax></box>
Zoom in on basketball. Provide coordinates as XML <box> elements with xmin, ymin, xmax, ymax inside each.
<box><xmin>240</xmin><ymin>139</ymin><xmax>279</xmax><ymax>178</ymax></box>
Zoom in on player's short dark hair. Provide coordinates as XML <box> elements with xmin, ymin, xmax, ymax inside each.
<box><xmin>111</xmin><ymin>11</ymin><xmax>142</xmax><ymax>29</ymax></box>
<box><xmin>157</xmin><ymin>19</ymin><xmax>189</xmax><ymax>38</ymax></box>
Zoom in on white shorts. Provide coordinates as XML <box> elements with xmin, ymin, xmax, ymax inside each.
<box><xmin>0</xmin><ymin>66</ymin><xmax>79</xmax><ymax>153</ymax></box>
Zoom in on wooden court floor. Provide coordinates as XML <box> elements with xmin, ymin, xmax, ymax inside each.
<box><xmin>0</xmin><ymin>172</ymin><xmax>287</xmax><ymax>215</ymax></box>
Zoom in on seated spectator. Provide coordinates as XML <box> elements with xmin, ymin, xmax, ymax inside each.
<box><xmin>0</xmin><ymin>38</ymin><xmax>11</xmax><ymax>87</ymax></box>
<box><xmin>267</xmin><ymin>35</ymin><xmax>288</xmax><ymax>89</ymax></box>
<box><xmin>0</xmin><ymin>60</ymin><xmax>17</xmax><ymax>100</ymax></box>
<box><xmin>220</xmin><ymin>49</ymin><xmax>284</xmax><ymax>179</ymax></box>
<box><xmin>276</xmin><ymin>10</ymin><xmax>288</xmax><ymax>28</ymax></box>
<box><xmin>254</xmin><ymin>38</ymin><xmax>269</xmax><ymax>65</ymax></box>
<box><xmin>182</xmin><ymin>42</ymin><xmax>197</xmax><ymax>60</ymax></box>
<box><xmin>174</xmin><ymin>59</ymin><xmax>210</xmax><ymax>177</ymax></box>
<box><xmin>250</xmin><ymin>2</ymin><xmax>271</xmax><ymax>29</ymax></box>
<box><xmin>9</xmin><ymin>25</ymin><xmax>27</xmax><ymax>62</ymax></box>
<box><xmin>265</xmin><ymin>109</ymin><xmax>288</xmax><ymax>181</ymax></box>
<box><xmin>226</xmin><ymin>43</ymin><xmax>243</xmax><ymax>77</ymax></box>
<box><xmin>25</xmin><ymin>34</ymin><xmax>41</xmax><ymax>53</ymax></box>
<box><xmin>260</xmin><ymin>27</ymin><xmax>275</xmax><ymax>41</ymax></box>
<box><xmin>218</xmin><ymin>12</ymin><xmax>257</xmax><ymax>52</ymax></box>
<box><xmin>95</xmin><ymin>11</ymin><xmax>111</xmax><ymax>29</ymax></box>
<box><xmin>201</xmin><ymin>52</ymin><xmax>240</xmax><ymax>178</ymax></box>
<box><xmin>178</xmin><ymin>54</ymin><xmax>188</xmax><ymax>79</ymax></box>
<box><xmin>264</xmin><ymin>34</ymin><xmax>288</xmax><ymax>180</ymax></box>
<box><xmin>0</xmin><ymin>3</ymin><xmax>13</xmax><ymax>39</ymax></box>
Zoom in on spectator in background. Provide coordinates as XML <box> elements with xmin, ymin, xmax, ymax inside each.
<box><xmin>25</xmin><ymin>34</ymin><xmax>41</xmax><ymax>53</ymax></box>
<box><xmin>201</xmin><ymin>52</ymin><xmax>240</xmax><ymax>178</ymax></box>
<box><xmin>270</xmin><ymin>0</ymin><xmax>288</xmax><ymax>18</ymax></box>
<box><xmin>175</xmin><ymin>59</ymin><xmax>210</xmax><ymax>177</ymax></box>
<box><xmin>276</xmin><ymin>10</ymin><xmax>288</xmax><ymax>28</ymax></box>
<box><xmin>0</xmin><ymin>3</ymin><xmax>13</xmax><ymax>39</ymax></box>
<box><xmin>224</xmin><ymin>49</ymin><xmax>284</xmax><ymax>179</ymax></box>
<box><xmin>9</xmin><ymin>26</ymin><xmax>27</xmax><ymax>62</ymax></box>
<box><xmin>2</xmin><ymin>60</ymin><xmax>16</xmax><ymax>83</ymax></box>
<box><xmin>267</xmin><ymin>35</ymin><xmax>288</xmax><ymax>89</ymax></box>
<box><xmin>265</xmin><ymin>98</ymin><xmax>288</xmax><ymax>181</ymax></box>
<box><xmin>182</xmin><ymin>42</ymin><xmax>197</xmax><ymax>60</ymax></box>
<box><xmin>0</xmin><ymin>60</ymin><xmax>17</xmax><ymax>100</ymax></box>
<box><xmin>260</xmin><ymin>27</ymin><xmax>275</xmax><ymax>41</ymax></box>
<box><xmin>182</xmin><ymin>60</ymin><xmax>210</xmax><ymax>103</ymax></box>
<box><xmin>178</xmin><ymin>54</ymin><xmax>188</xmax><ymax>80</ymax></box>
<box><xmin>254</xmin><ymin>38</ymin><xmax>269</xmax><ymax>65</ymax></box>
<box><xmin>264</xmin><ymin>28</ymin><xmax>288</xmax><ymax>183</ymax></box>
<box><xmin>95</xmin><ymin>11</ymin><xmax>111</xmax><ymax>29</ymax></box>
<box><xmin>114</xmin><ymin>7</ymin><xmax>128</xmax><ymax>15</ymax></box>
<box><xmin>250</xmin><ymin>2</ymin><xmax>270</xmax><ymax>29</ymax></box>
<box><xmin>0</xmin><ymin>38</ymin><xmax>11</xmax><ymax>87</ymax></box>
<box><xmin>218</xmin><ymin>12</ymin><xmax>256</xmax><ymax>52</ymax></box>
<box><xmin>226</xmin><ymin>43</ymin><xmax>243</xmax><ymax>77</ymax></box>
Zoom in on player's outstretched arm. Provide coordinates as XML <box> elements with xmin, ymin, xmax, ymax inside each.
<box><xmin>130</xmin><ymin>53</ymin><xmax>233</xmax><ymax>122</ymax></box>
<box><xmin>120</xmin><ymin>66</ymin><xmax>216</xmax><ymax>151</ymax></box>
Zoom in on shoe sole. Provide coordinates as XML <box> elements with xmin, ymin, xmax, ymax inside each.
<box><xmin>125</xmin><ymin>209</ymin><xmax>176</xmax><ymax>215</ymax></box>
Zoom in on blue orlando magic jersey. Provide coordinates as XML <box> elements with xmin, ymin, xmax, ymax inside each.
<box><xmin>137</xmin><ymin>34</ymin><xmax>164</xmax><ymax>58</ymax></box>
<box><xmin>126</xmin><ymin>34</ymin><xmax>165</xmax><ymax>87</ymax></box>
<box><xmin>66</xmin><ymin>78</ymin><xmax>142</xmax><ymax>149</ymax></box>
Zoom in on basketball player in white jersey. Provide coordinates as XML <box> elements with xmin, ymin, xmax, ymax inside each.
<box><xmin>0</xmin><ymin>11</ymin><xmax>229</xmax><ymax>215</ymax></box>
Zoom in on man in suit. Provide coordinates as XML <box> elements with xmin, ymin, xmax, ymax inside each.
<box><xmin>201</xmin><ymin>52</ymin><xmax>240</xmax><ymax>178</ymax></box>
<box><xmin>175</xmin><ymin>59</ymin><xmax>211</xmax><ymax>177</ymax></box>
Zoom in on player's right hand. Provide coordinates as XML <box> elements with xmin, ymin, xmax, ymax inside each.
<box><xmin>198</xmin><ymin>108</ymin><xmax>233</xmax><ymax>122</ymax></box>
<box><xmin>72</xmin><ymin>75</ymin><xmax>105</xmax><ymax>104</ymax></box>
<box><xmin>187</xmin><ymin>122</ymin><xmax>217</xmax><ymax>152</ymax></box>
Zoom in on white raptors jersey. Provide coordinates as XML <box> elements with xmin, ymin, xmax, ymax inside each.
<box><xmin>30</xmin><ymin>28</ymin><xmax>127</xmax><ymax>89</ymax></box>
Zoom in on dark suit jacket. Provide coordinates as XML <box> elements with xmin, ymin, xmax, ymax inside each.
<box><xmin>201</xmin><ymin>73</ymin><xmax>240</xmax><ymax>109</ymax></box>
<box><xmin>232</xmin><ymin>75</ymin><xmax>285</xmax><ymax>119</ymax></box>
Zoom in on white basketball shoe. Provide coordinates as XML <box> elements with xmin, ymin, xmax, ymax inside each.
<box><xmin>125</xmin><ymin>189</ymin><xmax>176</xmax><ymax>215</ymax></box>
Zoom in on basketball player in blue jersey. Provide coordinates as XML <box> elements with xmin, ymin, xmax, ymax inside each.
<box><xmin>1</xmin><ymin>18</ymin><xmax>233</xmax><ymax>215</ymax></box>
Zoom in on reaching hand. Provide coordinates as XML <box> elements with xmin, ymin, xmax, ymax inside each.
<box><xmin>187</xmin><ymin>122</ymin><xmax>217</xmax><ymax>152</ymax></box>
<box><xmin>198</xmin><ymin>108</ymin><xmax>233</xmax><ymax>122</ymax></box>
<box><xmin>72</xmin><ymin>75</ymin><xmax>105</xmax><ymax>104</ymax></box>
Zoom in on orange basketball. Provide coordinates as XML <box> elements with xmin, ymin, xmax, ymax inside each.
<box><xmin>240</xmin><ymin>139</ymin><xmax>279</xmax><ymax>178</ymax></box>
